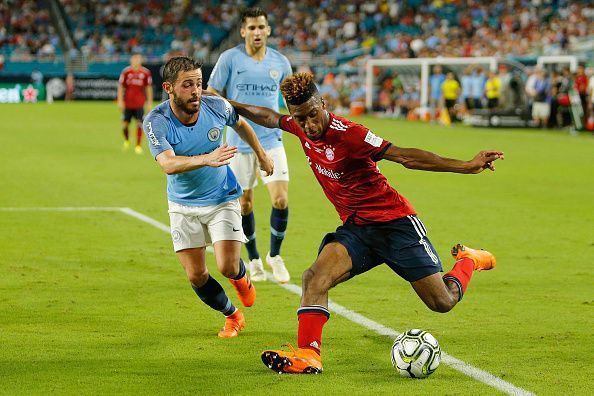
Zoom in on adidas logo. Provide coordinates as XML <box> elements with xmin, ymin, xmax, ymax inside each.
<box><xmin>309</xmin><ymin>341</ymin><xmax>319</xmax><ymax>349</ymax></box>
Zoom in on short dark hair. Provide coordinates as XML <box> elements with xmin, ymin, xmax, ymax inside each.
<box><xmin>162</xmin><ymin>57</ymin><xmax>202</xmax><ymax>84</ymax></box>
<box><xmin>280</xmin><ymin>73</ymin><xmax>319</xmax><ymax>106</ymax></box>
<box><xmin>240</xmin><ymin>7</ymin><xmax>268</xmax><ymax>25</ymax></box>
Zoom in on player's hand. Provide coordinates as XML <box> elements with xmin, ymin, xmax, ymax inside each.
<box><xmin>117</xmin><ymin>100</ymin><xmax>125</xmax><ymax>110</ymax></box>
<box><xmin>201</xmin><ymin>144</ymin><xmax>237</xmax><ymax>167</ymax></box>
<box><xmin>467</xmin><ymin>150</ymin><xmax>504</xmax><ymax>173</ymax></box>
<box><xmin>258</xmin><ymin>153</ymin><xmax>274</xmax><ymax>176</ymax></box>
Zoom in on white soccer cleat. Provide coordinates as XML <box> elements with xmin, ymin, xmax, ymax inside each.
<box><xmin>266</xmin><ymin>253</ymin><xmax>290</xmax><ymax>283</ymax></box>
<box><xmin>249</xmin><ymin>258</ymin><xmax>267</xmax><ymax>282</ymax></box>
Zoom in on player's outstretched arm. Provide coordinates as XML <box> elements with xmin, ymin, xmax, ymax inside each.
<box><xmin>229</xmin><ymin>100</ymin><xmax>282</xmax><ymax>129</ymax></box>
<box><xmin>381</xmin><ymin>145</ymin><xmax>504</xmax><ymax>174</ymax></box>
<box><xmin>155</xmin><ymin>145</ymin><xmax>238</xmax><ymax>175</ymax></box>
<box><xmin>233</xmin><ymin>117</ymin><xmax>274</xmax><ymax>176</ymax></box>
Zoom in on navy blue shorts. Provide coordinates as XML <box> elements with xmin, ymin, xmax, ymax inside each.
<box><xmin>123</xmin><ymin>108</ymin><xmax>144</xmax><ymax>122</ymax></box>
<box><xmin>318</xmin><ymin>215</ymin><xmax>443</xmax><ymax>282</ymax></box>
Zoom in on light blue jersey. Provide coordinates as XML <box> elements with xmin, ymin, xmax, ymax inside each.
<box><xmin>461</xmin><ymin>75</ymin><xmax>473</xmax><ymax>99</ymax></box>
<box><xmin>143</xmin><ymin>96</ymin><xmax>242</xmax><ymax>206</ymax></box>
<box><xmin>208</xmin><ymin>44</ymin><xmax>292</xmax><ymax>153</ymax></box>
<box><xmin>470</xmin><ymin>73</ymin><xmax>486</xmax><ymax>99</ymax></box>
<box><xmin>430</xmin><ymin>74</ymin><xmax>445</xmax><ymax>100</ymax></box>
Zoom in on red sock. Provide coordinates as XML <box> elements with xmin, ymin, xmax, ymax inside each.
<box><xmin>297</xmin><ymin>307</ymin><xmax>329</xmax><ymax>356</ymax></box>
<box><xmin>443</xmin><ymin>258</ymin><xmax>474</xmax><ymax>300</ymax></box>
<box><xmin>123</xmin><ymin>126</ymin><xmax>129</xmax><ymax>140</ymax></box>
<box><xmin>136</xmin><ymin>126</ymin><xmax>143</xmax><ymax>146</ymax></box>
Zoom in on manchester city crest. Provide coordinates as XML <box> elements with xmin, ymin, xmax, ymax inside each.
<box><xmin>269</xmin><ymin>69</ymin><xmax>280</xmax><ymax>79</ymax></box>
<box><xmin>207</xmin><ymin>128</ymin><xmax>221</xmax><ymax>141</ymax></box>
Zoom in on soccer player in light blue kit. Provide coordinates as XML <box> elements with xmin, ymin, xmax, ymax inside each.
<box><xmin>143</xmin><ymin>57</ymin><xmax>273</xmax><ymax>338</ymax></box>
<box><xmin>207</xmin><ymin>7</ymin><xmax>292</xmax><ymax>283</ymax></box>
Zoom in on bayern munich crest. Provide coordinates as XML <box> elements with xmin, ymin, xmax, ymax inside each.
<box><xmin>207</xmin><ymin>128</ymin><xmax>221</xmax><ymax>141</ymax></box>
<box><xmin>324</xmin><ymin>145</ymin><xmax>335</xmax><ymax>161</ymax></box>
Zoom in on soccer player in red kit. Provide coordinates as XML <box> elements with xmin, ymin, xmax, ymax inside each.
<box><xmin>229</xmin><ymin>73</ymin><xmax>504</xmax><ymax>374</ymax></box>
<box><xmin>117</xmin><ymin>53</ymin><xmax>153</xmax><ymax>154</ymax></box>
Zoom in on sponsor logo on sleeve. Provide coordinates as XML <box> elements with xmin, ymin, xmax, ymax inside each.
<box><xmin>146</xmin><ymin>122</ymin><xmax>160</xmax><ymax>146</ymax></box>
<box><xmin>364</xmin><ymin>130</ymin><xmax>383</xmax><ymax>147</ymax></box>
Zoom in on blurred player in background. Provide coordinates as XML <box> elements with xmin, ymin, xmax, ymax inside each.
<box><xmin>441</xmin><ymin>72</ymin><xmax>460</xmax><ymax>121</ymax></box>
<box><xmin>143</xmin><ymin>57</ymin><xmax>273</xmax><ymax>338</ymax></box>
<box><xmin>231</xmin><ymin>72</ymin><xmax>503</xmax><ymax>374</ymax></box>
<box><xmin>118</xmin><ymin>53</ymin><xmax>153</xmax><ymax>154</ymax></box>
<box><xmin>207</xmin><ymin>7</ymin><xmax>293</xmax><ymax>283</ymax></box>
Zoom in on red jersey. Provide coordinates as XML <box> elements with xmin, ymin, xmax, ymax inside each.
<box><xmin>575</xmin><ymin>74</ymin><xmax>588</xmax><ymax>95</ymax></box>
<box><xmin>280</xmin><ymin>113</ymin><xmax>416</xmax><ymax>225</ymax></box>
<box><xmin>119</xmin><ymin>66</ymin><xmax>152</xmax><ymax>109</ymax></box>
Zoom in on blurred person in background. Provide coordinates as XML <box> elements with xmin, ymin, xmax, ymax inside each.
<box><xmin>117</xmin><ymin>53</ymin><xmax>153</xmax><ymax>154</ymax></box>
<box><xmin>319</xmin><ymin>73</ymin><xmax>340</xmax><ymax>112</ymax></box>
<box><xmin>574</xmin><ymin>65</ymin><xmax>589</xmax><ymax>123</ymax></box>
<box><xmin>470</xmin><ymin>67</ymin><xmax>486</xmax><ymax>110</ymax></box>
<box><xmin>441</xmin><ymin>72</ymin><xmax>460</xmax><ymax>121</ymax></box>
<box><xmin>485</xmin><ymin>70</ymin><xmax>501</xmax><ymax>110</ymax></box>
<box><xmin>429</xmin><ymin>65</ymin><xmax>445</xmax><ymax>119</ymax></box>
<box><xmin>531</xmin><ymin>69</ymin><xmax>551</xmax><ymax>128</ymax></box>
<box><xmin>461</xmin><ymin>66</ymin><xmax>474</xmax><ymax>113</ymax></box>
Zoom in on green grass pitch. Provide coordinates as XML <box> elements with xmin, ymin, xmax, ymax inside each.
<box><xmin>1</xmin><ymin>102</ymin><xmax>592</xmax><ymax>395</ymax></box>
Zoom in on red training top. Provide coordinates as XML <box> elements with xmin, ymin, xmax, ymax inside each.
<box><xmin>280</xmin><ymin>112</ymin><xmax>416</xmax><ymax>225</ymax></box>
<box><xmin>119</xmin><ymin>66</ymin><xmax>152</xmax><ymax>109</ymax></box>
<box><xmin>575</xmin><ymin>74</ymin><xmax>588</xmax><ymax>95</ymax></box>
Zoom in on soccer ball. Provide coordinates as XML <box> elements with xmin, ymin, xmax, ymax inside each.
<box><xmin>391</xmin><ymin>329</ymin><xmax>441</xmax><ymax>378</ymax></box>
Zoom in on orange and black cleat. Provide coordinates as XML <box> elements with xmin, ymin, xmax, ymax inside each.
<box><xmin>229</xmin><ymin>275</ymin><xmax>256</xmax><ymax>307</ymax></box>
<box><xmin>451</xmin><ymin>244</ymin><xmax>496</xmax><ymax>271</ymax></box>
<box><xmin>218</xmin><ymin>309</ymin><xmax>245</xmax><ymax>338</ymax></box>
<box><xmin>261</xmin><ymin>344</ymin><xmax>323</xmax><ymax>374</ymax></box>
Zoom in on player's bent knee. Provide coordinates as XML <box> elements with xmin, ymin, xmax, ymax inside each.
<box><xmin>240</xmin><ymin>202</ymin><xmax>253</xmax><ymax>215</ymax></box>
<box><xmin>426</xmin><ymin>296</ymin><xmax>456</xmax><ymax>313</ymax></box>
<box><xmin>220</xmin><ymin>266</ymin><xmax>238</xmax><ymax>279</ymax></box>
<box><xmin>272</xmin><ymin>196</ymin><xmax>288</xmax><ymax>209</ymax></box>
<box><xmin>187</xmin><ymin>269</ymin><xmax>209</xmax><ymax>288</ymax></box>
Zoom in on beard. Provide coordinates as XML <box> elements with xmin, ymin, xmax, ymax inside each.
<box><xmin>173</xmin><ymin>93</ymin><xmax>200</xmax><ymax>115</ymax></box>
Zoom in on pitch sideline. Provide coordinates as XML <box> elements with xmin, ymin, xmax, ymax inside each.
<box><xmin>0</xmin><ymin>206</ymin><xmax>534</xmax><ymax>396</ymax></box>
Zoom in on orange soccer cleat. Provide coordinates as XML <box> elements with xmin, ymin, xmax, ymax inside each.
<box><xmin>229</xmin><ymin>275</ymin><xmax>256</xmax><ymax>307</ymax></box>
<box><xmin>451</xmin><ymin>244</ymin><xmax>496</xmax><ymax>271</ymax></box>
<box><xmin>261</xmin><ymin>344</ymin><xmax>323</xmax><ymax>374</ymax></box>
<box><xmin>218</xmin><ymin>309</ymin><xmax>245</xmax><ymax>338</ymax></box>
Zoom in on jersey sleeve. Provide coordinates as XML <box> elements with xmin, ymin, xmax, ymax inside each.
<box><xmin>208</xmin><ymin>50</ymin><xmax>231</xmax><ymax>93</ymax></box>
<box><xmin>145</xmin><ymin>69</ymin><xmax>153</xmax><ymax>86</ymax></box>
<box><xmin>143</xmin><ymin>113</ymin><xmax>173</xmax><ymax>159</ymax></box>
<box><xmin>346</xmin><ymin>125</ymin><xmax>392</xmax><ymax>161</ymax></box>
<box><xmin>281</xmin><ymin>56</ymin><xmax>292</xmax><ymax>81</ymax></box>
<box><xmin>222</xmin><ymin>97</ymin><xmax>239</xmax><ymax>127</ymax></box>
<box><xmin>118</xmin><ymin>70</ymin><xmax>126</xmax><ymax>86</ymax></box>
<box><xmin>279</xmin><ymin>115</ymin><xmax>301</xmax><ymax>136</ymax></box>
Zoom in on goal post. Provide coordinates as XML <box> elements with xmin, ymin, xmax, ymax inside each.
<box><xmin>536</xmin><ymin>55</ymin><xmax>579</xmax><ymax>73</ymax></box>
<box><xmin>365</xmin><ymin>57</ymin><xmax>501</xmax><ymax>118</ymax></box>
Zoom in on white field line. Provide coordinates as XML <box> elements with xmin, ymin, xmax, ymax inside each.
<box><xmin>1</xmin><ymin>207</ymin><xmax>534</xmax><ymax>396</ymax></box>
<box><xmin>0</xmin><ymin>207</ymin><xmax>123</xmax><ymax>211</ymax></box>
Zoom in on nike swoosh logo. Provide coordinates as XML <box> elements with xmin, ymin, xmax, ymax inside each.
<box><xmin>282</xmin><ymin>171</ymin><xmax>288</xmax><ymax>175</ymax></box>
<box><xmin>232</xmin><ymin>227</ymin><xmax>240</xmax><ymax>232</ymax></box>
<box><xmin>237</xmin><ymin>70</ymin><xmax>248</xmax><ymax>74</ymax></box>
